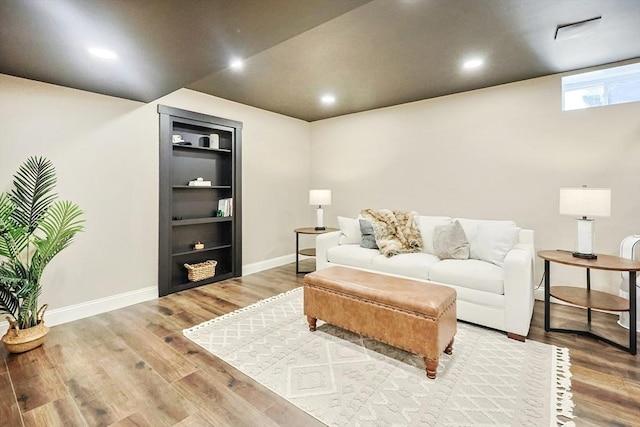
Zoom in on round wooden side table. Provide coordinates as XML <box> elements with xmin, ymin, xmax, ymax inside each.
<box><xmin>294</xmin><ymin>227</ymin><xmax>339</xmax><ymax>274</ymax></box>
<box><xmin>538</xmin><ymin>249</ymin><xmax>640</xmax><ymax>355</ymax></box>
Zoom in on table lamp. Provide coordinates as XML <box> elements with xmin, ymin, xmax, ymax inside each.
<box><xmin>309</xmin><ymin>189</ymin><xmax>331</xmax><ymax>230</ymax></box>
<box><xmin>559</xmin><ymin>186</ymin><xmax>611</xmax><ymax>259</ymax></box>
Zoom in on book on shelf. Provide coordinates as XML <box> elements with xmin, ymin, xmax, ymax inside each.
<box><xmin>209</xmin><ymin>134</ymin><xmax>220</xmax><ymax>149</ymax></box>
<box><xmin>217</xmin><ymin>198</ymin><xmax>233</xmax><ymax>217</ymax></box>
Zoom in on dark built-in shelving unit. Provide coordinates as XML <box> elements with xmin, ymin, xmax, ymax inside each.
<box><xmin>158</xmin><ymin>105</ymin><xmax>242</xmax><ymax>296</ymax></box>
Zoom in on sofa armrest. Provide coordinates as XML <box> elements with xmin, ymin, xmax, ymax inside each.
<box><xmin>503</xmin><ymin>239</ymin><xmax>535</xmax><ymax>337</ymax></box>
<box><xmin>316</xmin><ymin>231</ymin><xmax>341</xmax><ymax>270</ymax></box>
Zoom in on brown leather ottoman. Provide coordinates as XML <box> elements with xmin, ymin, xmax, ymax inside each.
<box><xmin>303</xmin><ymin>266</ymin><xmax>457</xmax><ymax>379</ymax></box>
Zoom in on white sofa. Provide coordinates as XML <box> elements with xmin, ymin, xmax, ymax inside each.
<box><xmin>316</xmin><ymin>216</ymin><xmax>536</xmax><ymax>339</ymax></box>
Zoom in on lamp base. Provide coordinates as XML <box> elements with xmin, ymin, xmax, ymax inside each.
<box><xmin>315</xmin><ymin>207</ymin><xmax>325</xmax><ymax>230</ymax></box>
<box><xmin>572</xmin><ymin>252</ymin><xmax>597</xmax><ymax>260</ymax></box>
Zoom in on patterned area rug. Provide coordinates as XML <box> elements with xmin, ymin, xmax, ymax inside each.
<box><xmin>183</xmin><ymin>288</ymin><xmax>575</xmax><ymax>426</ymax></box>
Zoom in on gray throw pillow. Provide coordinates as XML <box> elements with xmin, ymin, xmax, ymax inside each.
<box><xmin>433</xmin><ymin>220</ymin><xmax>469</xmax><ymax>260</ymax></box>
<box><xmin>359</xmin><ymin>219</ymin><xmax>379</xmax><ymax>249</ymax></box>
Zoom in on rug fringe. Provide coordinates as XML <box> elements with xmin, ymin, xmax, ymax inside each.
<box><xmin>182</xmin><ymin>287</ymin><xmax>302</xmax><ymax>335</ymax></box>
<box><xmin>553</xmin><ymin>346</ymin><xmax>575</xmax><ymax>426</ymax></box>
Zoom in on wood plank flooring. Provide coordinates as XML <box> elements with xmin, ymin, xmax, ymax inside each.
<box><xmin>2</xmin><ymin>260</ymin><xmax>639</xmax><ymax>426</ymax></box>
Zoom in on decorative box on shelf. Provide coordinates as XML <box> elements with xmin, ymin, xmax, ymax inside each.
<box><xmin>194</xmin><ymin>242</ymin><xmax>205</xmax><ymax>250</ymax></box>
<box><xmin>188</xmin><ymin>177</ymin><xmax>211</xmax><ymax>187</ymax></box>
<box><xmin>184</xmin><ymin>260</ymin><xmax>217</xmax><ymax>282</ymax></box>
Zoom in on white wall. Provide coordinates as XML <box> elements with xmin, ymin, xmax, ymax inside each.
<box><xmin>0</xmin><ymin>75</ymin><xmax>310</xmax><ymax>316</ymax></box>
<box><xmin>2</xmin><ymin>59</ymin><xmax>638</xmax><ymax>322</ymax></box>
<box><xmin>309</xmin><ymin>65</ymin><xmax>640</xmax><ymax>294</ymax></box>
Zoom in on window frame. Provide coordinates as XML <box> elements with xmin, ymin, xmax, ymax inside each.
<box><xmin>561</xmin><ymin>63</ymin><xmax>640</xmax><ymax>111</ymax></box>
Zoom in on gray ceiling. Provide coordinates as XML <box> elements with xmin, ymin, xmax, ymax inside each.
<box><xmin>1</xmin><ymin>0</ymin><xmax>639</xmax><ymax>122</ymax></box>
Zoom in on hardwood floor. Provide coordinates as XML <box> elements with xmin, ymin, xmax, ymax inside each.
<box><xmin>2</xmin><ymin>260</ymin><xmax>639</xmax><ymax>426</ymax></box>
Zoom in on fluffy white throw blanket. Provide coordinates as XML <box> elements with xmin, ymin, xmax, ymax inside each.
<box><xmin>360</xmin><ymin>209</ymin><xmax>423</xmax><ymax>257</ymax></box>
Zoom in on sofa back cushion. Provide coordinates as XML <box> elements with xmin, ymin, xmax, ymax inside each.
<box><xmin>455</xmin><ymin>218</ymin><xmax>520</xmax><ymax>266</ymax></box>
<box><xmin>472</xmin><ymin>223</ymin><xmax>521</xmax><ymax>266</ymax></box>
<box><xmin>338</xmin><ymin>216</ymin><xmax>362</xmax><ymax>245</ymax></box>
<box><xmin>419</xmin><ymin>216</ymin><xmax>452</xmax><ymax>255</ymax></box>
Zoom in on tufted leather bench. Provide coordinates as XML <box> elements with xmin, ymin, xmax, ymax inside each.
<box><xmin>303</xmin><ymin>266</ymin><xmax>457</xmax><ymax>379</ymax></box>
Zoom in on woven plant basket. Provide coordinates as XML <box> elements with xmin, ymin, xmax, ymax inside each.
<box><xmin>2</xmin><ymin>304</ymin><xmax>50</xmax><ymax>354</ymax></box>
<box><xmin>184</xmin><ymin>260</ymin><xmax>217</xmax><ymax>282</ymax></box>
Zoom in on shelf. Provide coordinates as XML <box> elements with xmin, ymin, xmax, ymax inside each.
<box><xmin>172</xmin><ymin>185</ymin><xmax>231</xmax><ymax>189</ymax></box>
<box><xmin>173</xmin><ymin>272</ymin><xmax>234</xmax><ymax>290</ymax></box>
<box><xmin>550</xmin><ymin>286</ymin><xmax>630</xmax><ymax>312</ymax></box>
<box><xmin>172</xmin><ymin>217</ymin><xmax>232</xmax><ymax>226</ymax></box>
<box><xmin>172</xmin><ymin>144</ymin><xmax>231</xmax><ymax>153</ymax></box>
<box><xmin>299</xmin><ymin>248</ymin><xmax>316</xmax><ymax>257</ymax></box>
<box><xmin>172</xmin><ymin>245</ymin><xmax>232</xmax><ymax>257</ymax></box>
<box><xmin>159</xmin><ymin>105</ymin><xmax>242</xmax><ymax>297</ymax></box>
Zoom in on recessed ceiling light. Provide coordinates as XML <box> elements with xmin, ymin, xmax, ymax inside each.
<box><xmin>230</xmin><ymin>58</ymin><xmax>244</xmax><ymax>71</ymax></box>
<box><xmin>462</xmin><ymin>58</ymin><xmax>483</xmax><ymax>70</ymax></box>
<box><xmin>321</xmin><ymin>94</ymin><xmax>336</xmax><ymax>105</ymax></box>
<box><xmin>88</xmin><ymin>47</ymin><xmax>118</xmax><ymax>60</ymax></box>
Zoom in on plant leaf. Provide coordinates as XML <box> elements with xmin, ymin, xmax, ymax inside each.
<box><xmin>9</xmin><ymin>156</ymin><xmax>58</xmax><ymax>233</ymax></box>
<box><xmin>0</xmin><ymin>278</ymin><xmax>20</xmax><ymax>317</ymax></box>
<box><xmin>0</xmin><ymin>193</ymin><xmax>29</xmax><ymax>278</ymax></box>
<box><xmin>17</xmin><ymin>281</ymin><xmax>41</xmax><ymax>328</ymax></box>
<box><xmin>31</xmin><ymin>200</ymin><xmax>85</xmax><ymax>279</ymax></box>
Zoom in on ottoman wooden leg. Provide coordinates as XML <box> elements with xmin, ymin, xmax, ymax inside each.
<box><xmin>445</xmin><ymin>337</ymin><xmax>454</xmax><ymax>355</ymax></box>
<box><xmin>424</xmin><ymin>357</ymin><xmax>438</xmax><ymax>379</ymax></box>
<box><xmin>307</xmin><ymin>316</ymin><xmax>317</xmax><ymax>332</ymax></box>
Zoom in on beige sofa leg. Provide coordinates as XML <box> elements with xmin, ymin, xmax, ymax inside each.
<box><xmin>507</xmin><ymin>332</ymin><xmax>526</xmax><ymax>342</ymax></box>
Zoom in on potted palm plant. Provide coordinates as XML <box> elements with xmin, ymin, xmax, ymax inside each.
<box><xmin>0</xmin><ymin>157</ymin><xmax>84</xmax><ymax>353</ymax></box>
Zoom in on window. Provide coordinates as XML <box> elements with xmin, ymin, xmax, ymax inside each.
<box><xmin>562</xmin><ymin>62</ymin><xmax>640</xmax><ymax>111</ymax></box>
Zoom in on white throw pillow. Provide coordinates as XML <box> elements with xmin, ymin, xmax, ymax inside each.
<box><xmin>471</xmin><ymin>223</ymin><xmax>521</xmax><ymax>266</ymax></box>
<box><xmin>338</xmin><ymin>216</ymin><xmax>362</xmax><ymax>245</ymax></box>
<box><xmin>456</xmin><ymin>218</ymin><xmax>516</xmax><ymax>247</ymax></box>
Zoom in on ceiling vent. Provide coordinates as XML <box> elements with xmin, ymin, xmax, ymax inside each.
<box><xmin>554</xmin><ymin>16</ymin><xmax>602</xmax><ymax>41</ymax></box>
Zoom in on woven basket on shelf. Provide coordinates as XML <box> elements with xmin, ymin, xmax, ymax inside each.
<box><xmin>184</xmin><ymin>260</ymin><xmax>217</xmax><ymax>282</ymax></box>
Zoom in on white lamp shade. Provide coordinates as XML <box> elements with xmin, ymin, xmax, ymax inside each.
<box><xmin>309</xmin><ymin>189</ymin><xmax>331</xmax><ymax>206</ymax></box>
<box><xmin>559</xmin><ymin>187</ymin><xmax>611</xmax><ymax>217</ymax></box>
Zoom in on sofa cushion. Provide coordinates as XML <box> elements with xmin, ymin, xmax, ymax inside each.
<box><xmin>419</xmin><ymin>216</ymin><xmax>451</xmax><ymax>255</ymax></box>
<box><xmin>455</xmin><ymin>218</ymin><xmax>517</xmax><ymax>260</ymax></box>
<box><xmin>359</xmin><ymin>219</ymin><xmax>379</xmax><ymax>249</ymax></box>
<box><xmin>371</xmin><ymin>252</ymin><xmax>439</xmax><ymax>281</ymax></box>
<box><xmin>327</xmin><ymin>245</ymin><xmax>379</xmax><ymax>270</ymax></box>
<box><xmin>471</xmin><ymin>222</ymin><xmax>521</xmax><ymax>266</ymax></box>
<box><xmin>338</xmin><ymin>216</ymin><xmax>362</xmax><ymax>245</ymax></box>
<box><xmin>433</xmin><ymin>220</ymin><xmax>470</xmax><ymax>260</ymax></box>
<box><xmin>428</xmin><ymin>259</ymin><xmax>504</xmax><ymax>295</ymax></box>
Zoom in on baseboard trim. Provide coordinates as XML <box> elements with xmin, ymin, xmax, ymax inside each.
<box><xmin>534</xmin><ymin>288</ymin><xmax>544</xmax><ymax>301</ymax></box>
<box><xmin>0</xmin><ymin>286</ymin><xmax>158</xmax><ymax>336</ymax></box>
<box><xmin>242</xmin><ymin>253</ymin><xmax>296</xmax><ymax>276</ymax></box>
<box><xmin>1</xmin><ymin>254</ymin><xmax>301</xmax><ymax>336</ymax></box>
